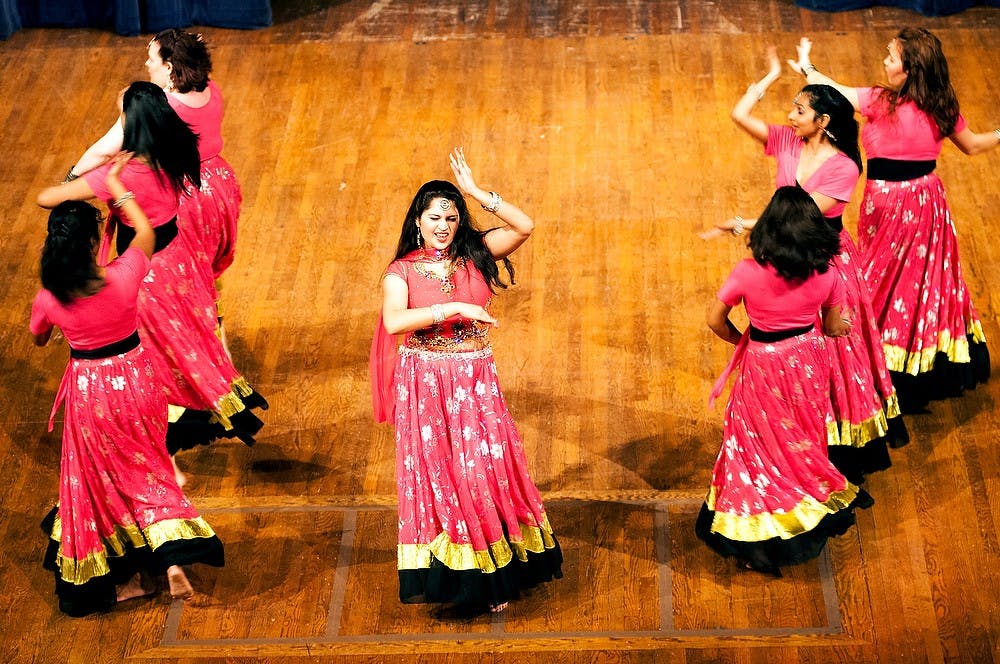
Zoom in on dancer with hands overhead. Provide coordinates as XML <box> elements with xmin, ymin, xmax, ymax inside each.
<box><xmin>704</xmin><ymin>46</ymin><xmax>906</xmax><ymax>483</ymax></box>
<box><xmin>789</xmin><ymin>29</ymin><xmax>999</xmax><ymax>411</ymax></box>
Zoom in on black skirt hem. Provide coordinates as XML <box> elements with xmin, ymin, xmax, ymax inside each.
<box><xmin>695</xmin><ymin>489</ymin><xmax>873</xmax><ymax>573</ymax></box>
<box><xmin>399</xmin><ymin>538</ymin><xmax>563</xmax><ymax>609</ymax></box>
<box><xmin>892</xmin><ymin>336</ymin><xmax>990</xmax><ymax>413</ymax></box>
<box><xmin>166</xmin><ymin>388</ymin><xmax>268</xmax><ymax>454</ymax></box>
<box><xmin>41</xmin><ymin>507</ymin><xmax>224</xmax><ymax>618</ymax></box>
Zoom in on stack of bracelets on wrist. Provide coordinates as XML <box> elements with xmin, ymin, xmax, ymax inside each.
<box><xmin>112</xmin><ymin>191</ymin><xmax>135</xmax><ymax>208</ymax></box>
<box><xmin>994</xmin><ymin>127</ymin><xmax>1000</xmax><ymax>143</ymax></box>
<box><xmin>802</xmin><ymin>64</ymin><xmax>818</xmax><ymax>77</ymax></box>
<box><xmin>430</xmin><ymin>303</ymin><xmax>446</xmax><ymax>324</ymax></box>
<box><xmin>481</xmin><ymin>191</ymin><xmax>502</xmax><ymax>214</ymax></box>
<box><xmin>63</xmin><ymin>167</ymin><xmax>79</xmax><ymax>183</ymax></box>
<box><xmin>731</xmin><ymin>216</ymin><xmax>745</xmax><ymax>237</ymax></box>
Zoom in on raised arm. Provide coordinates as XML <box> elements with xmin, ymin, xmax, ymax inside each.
<box><xmin>105</xmin><ymin>152</ymin><xmax>154</xmax><ymax>259</ymax></box>
<box><xmin>788</xmin><ymin>38</ymin><xmax>860</xmax><ymax>110</ymax></box>
<box><xmin>449</xmin><ymin>148</ymin><xmax>534</xmax><ymax>260</ymax></box>
<box><xmin>68</xmin><ymin>118</ymin><xmax>125</xmax><ymax>180</ymax></box>
<box><xmin>732</xmin><ymin>47</ymin><xmax>783</xmax><ymax>144</ymax></box>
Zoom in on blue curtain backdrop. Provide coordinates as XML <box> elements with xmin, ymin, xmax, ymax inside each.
<box><xmin>795</xmin><ymin>0</ymin><xmax>1000</xmax><ymax>15</ymax></box>
<box><xmin>2</xmin><ymin>0</ymin><xmax>271</xmax><ymax>40</ymax></box>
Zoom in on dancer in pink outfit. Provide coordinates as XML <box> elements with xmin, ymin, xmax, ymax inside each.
<box><xmin>371</xmin><ymin>149</ymin><xmax>561</xmax><ymax>614</ymax></box>
<box><xmin>699</xmin><ymin>187</ymin><xmax>873</xmax><ymax>576</ymax></box>
<box><xmin>38</xmin><ymin>82</ymin><xmax>266</xmax><ymax>458</ymax></box>
<box><xmin>31</xmin><ymin>155</ymin><xmax>223</xmax><ymax>617</ymax></box>
<box><xmin>704</xmin><ymin>48</ymin><xmax>907</xmax><ymax>484</ymax></box>
<box><xmin>791</xmin><ymin>29</ymin><xmax>999</xmax><ymax>412</ymax></box>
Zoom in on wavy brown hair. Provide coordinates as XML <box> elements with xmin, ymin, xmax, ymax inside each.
<box><xmin>876</xmin><ymin>28</ymin><xmax>959</xmax><ymax>137</ymax></box>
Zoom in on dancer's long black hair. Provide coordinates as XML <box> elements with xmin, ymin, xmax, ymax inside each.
<box><xmin>392</xmin><ymin>180</ymin><xmax>514</xmax><ymax>292</ymax></box>
<box><xmin>121</xmin><ymin>81</ymin><xmax>200</xmax><ymax>193</ymax></box>
<box><xmin>801</xmin><ymin>84</ymin><xmax>863</xmax><ymax>174</ymax></box>
<box><xmin>749</xmin><ymin>186</ymin><xmax>841</xmax><ymax>282</ymax></box>
<box><xmin>40</xmin><ymin>201</ymin><xmax>105</xmax><ymax>303</ymax></box>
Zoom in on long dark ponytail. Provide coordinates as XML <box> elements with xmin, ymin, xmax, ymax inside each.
<box><xmin>802</xmin><ymin>84</ymin><xmax>863</xmax><ymax>174</ymax></box>
<box><xmin>121</xmin><ymin>81</ymin><xmax>201</xmax><ymax>193</ymax></box>
<box><xmin>41</xmin><ymin>201</ymin><xmax>105</xmax><ymax>303</ymax></box>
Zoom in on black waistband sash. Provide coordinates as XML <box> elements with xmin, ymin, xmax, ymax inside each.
<box><xmin>825</xmin><ymin>215</ymin><xmax>843</xmax><ymax>232</ymax></box>
<box><xmin>748</xmin><ymin>323</ymin><xmax>815</xmax><ymax>343</ymax></box>
<box><xmin>867</xmin><ymin>158</ymin><xmax>936</xmax><ymax>181</ymax></box>
<box><xmin>70</xmin><ymin>331</ymin><xmax>140</xmax><ymax>359</ymax></box>
<box><xmin>115</xmin><ymin>217</ymin><xmax>178</xmax><ymax>256</ymax></box>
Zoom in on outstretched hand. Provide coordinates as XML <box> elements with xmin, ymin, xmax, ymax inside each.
<box><xmin>786</xmin><ymin>37</ymin><xmax>813</xmax><ymax>75</ymax></box>
<box><xmin>455</xmin><ymin>302</ymin><xmax>499</xmax><ymax>327</ymax></box>
<box><xmin>449</xmin><ymin>147</ymin><xmax>480</xmax><ymax>197</ymax></box>
<box><xmin>765</xmin><ymin>45</ymin><xmax>781</xmax><ymax>79</ymax></box>
<box><xmin>699</xmin><ymin>217</ymin><xmax>742</xmax><ymax>241</ymax></box>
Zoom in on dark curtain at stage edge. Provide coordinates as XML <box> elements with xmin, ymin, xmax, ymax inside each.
<box><xmin>2</xmin><ymin>0</ymin><xmax>272</xmax><ymax>40</ymax></box>
<box><xmin>796</xmin><ymin>0</ymin><xmax>1000</xmax><ymax>16</ymax></box>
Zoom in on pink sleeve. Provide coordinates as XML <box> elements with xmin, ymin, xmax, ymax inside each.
<box><xmin>111</xmin><ymin>246</ymin><xmax>151</xmax><ymax>287</ymax></box>
<box><xmin>763</xmin><ymin>124</ymin><xmax>794</xmax><ymax>158</ymax></box>
<box><xmin>857</xmin><ymin>87</ymin><xmax>879</xmax><ymax>119</ymax></box>
<box><xmin>822</xmin><ymin>271</ymin><xmax>845</xmax><ymax>308</ymax></box>
<box><xmin>813</xmin><ymin>155</ymin><xmax>860</xmax><ymax>203</ymax></box>
<box><xmin>29</xmin><ymin>292</ymin><xmax>54</xmax><ymax>336</ymax></box>
<box><xmin>385</xmin><ymin>260</ymin><xmax>407</xmax><ymax>281</ymax></box>
<box><xmin>717</xmin><ymin>261</ymin><xmax>748</xmax><ymax>307</ymax></box>
<box><xmin>953</xmin><ymin>112</ymin><xmax>967</xmax><ymax>135</ymax></box>
<box><xmin>82</xmin><ymin>163</ymin><xmax>113</xmax><ymax>203</ymax></box>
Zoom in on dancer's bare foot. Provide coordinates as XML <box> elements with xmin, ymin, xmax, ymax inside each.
<box><xmin>167</xmin><ymin>565</ymin><xmax>194</xmax><ymax>600</ymax></box>
<box><xmin>171</xmin><ymin>456</ymin><xmax>187</xmax><ymax>488</ymax></box>
<box><xmin>116</xmin><ymin>572</ymin><xmax>156</xmax><ymax>603</ymax></box>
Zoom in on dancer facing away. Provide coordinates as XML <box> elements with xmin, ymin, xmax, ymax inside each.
<box><xmin>68</xmin><ymin>28</ymin><xmax>240</xmax><ymax>306</ymax></box>
<box><xmin>371</xmin><ymin>148</ymin><xmax>562</xmax><ymax>614</ymax></box>
<box><xmin>698</xmin><ymin>187</ymin><xmax>873</xmax><ymax>576</ymax></box>
<box><xmin>37</xmin><ymin>82</ymin><xmax>267</xmax><ymax>465</ymax></box>
<box><xmin>706</xmin><ymin>48</ymin><xmax>907</xmax><ymax>484</ymax></box>
<box><xmin>791</xmin><ymin>29</ymin><xmax>1000</xmax><ymax>412</ymax></box>
<box><xmin>31</xmin><ymin>154</ymin><xmax>223</xmax><ymax>617</ymax></box>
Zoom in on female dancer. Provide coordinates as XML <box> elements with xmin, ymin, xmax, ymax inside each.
<box><xmin>791</xmin><ymin>29</ymin><xmax>999</xmax><ymax>411</ymax></box>
<box><xmin>31</xmin><ymin>155</ymin><xmax>223</xmax><ymax>617</ymax></box>
<box><xmin>706</xmin><ymin>49</ymin><xmax>907</xmax><ymax>483</ymax></box>
<box><xmin>68</xmin><ymin>28</ymin><xmax>239</xmax><ymax>298</ymax></box>
<box><xmin>371</xmin><ymin>148</ymin><xmax>562</xmax><ymax>614</ymax></box>
<box><xmin>37</xmin><ymin>82</ymin><xmax>266</xmax><ymax>462</ymax></box>
<box><xmin>698</xmin><ymin>186</ymin><xmax>873</xmax><ymax>575</ymax></box>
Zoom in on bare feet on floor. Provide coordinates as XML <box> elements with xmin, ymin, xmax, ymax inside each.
<box><xmin>116</xmin><ymin>572</ymin><xmax>156</xmax><ymax>603</ymax></box>
<box><xmin>167</xmin><ymin>565</ymin><xmax>194</xmax><ymax>600</ymax></box>
<box><xmin>171</xmin><ymin>456</ymin><xmax>188</xmax><ymax>488</ymax></box>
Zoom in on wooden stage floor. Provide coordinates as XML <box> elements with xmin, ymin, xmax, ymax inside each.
<box><xmin>1</xmin><ymin>1</ymin><xmax>998</xmax><ymax>662</ymax></box>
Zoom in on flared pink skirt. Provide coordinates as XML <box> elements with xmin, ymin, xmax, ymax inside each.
<box><xmin>50</xmin><ymin>346</ymin><xmax>215</xmax><ymax>584</ymax></box>
<box><xmin>858</xmin><ymin>174</ymin><xmax>985</xmax><ymax>375</ymax></box>
<box><xmin>393</xmin><ymin>345</ymin><xmax>561</xmax><ymax>605</ymax></box>
<box><xmin>179</xmin><ymin>155</ymin><xmax>241</xmax><ymax>296</ymax></box>
<box><xmin>705</xmin><ymin>330</ymin><xmax>858</xmax><ymax>543</ymax></box>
